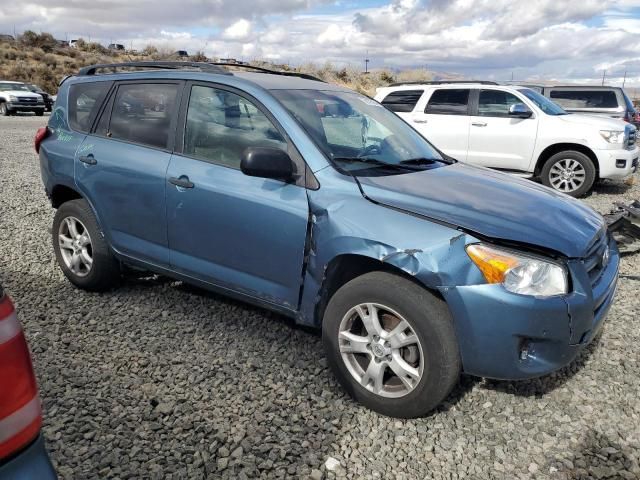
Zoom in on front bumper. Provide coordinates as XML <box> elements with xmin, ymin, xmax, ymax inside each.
<box><xmin>6</xmin><ymin>102</ymin><xmax>45</xmax><ymax>113</ymax></box>
<box><xmin>595</xmin><ymin>145</ymin><xmax>639</xmax><ymax>179</ymax></box>
<box><xmin>0</xmin><ymin>435</ymin><xmax>56</xmax><ymax>480</ymax></box>
<box><xmin>439</xmin><ymin>240</ymin><xmax>619</xmax><ymax>380</ymax></box>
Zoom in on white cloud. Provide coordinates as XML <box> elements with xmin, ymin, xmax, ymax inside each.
<box><xmin>222</xmin><ymin>19</ymin><xmax>252</xmax><ymax>41</ymax></box>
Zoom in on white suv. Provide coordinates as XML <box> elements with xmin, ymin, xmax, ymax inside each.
<box><xmin>375</xmin><ymin>82</ymin><xmax>638</xmax><ymax>196</ymax></box>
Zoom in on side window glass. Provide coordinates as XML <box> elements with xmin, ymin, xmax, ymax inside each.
<box><xmin>381</xmin><ymin>90</ymin><xmax>424</xmax><ymax>112</ymax></box>
<box><xmin>68</xmin><ymin>82</ymin><xmax>111</xmax><ymax>132</ymax></box>
<box><xmin>549</xmin><ymin>90</ymin><xmax>618</xmax><ymax>109</ymax></box>
<box><xmin>425</xmin><ymin>89</ymin><xmax>470</xmax><ymax>115</ymax></box>
<box><xmin>184</xmin><ymin>85</ymin><xmax>286</xmax><ymax>169</ymax></box>
<box><xmin>109</xmin><ymin>83</ymin><xmax>179</xmax><ymax>149</ymax></box>
<box><xmin>477</xmin><ymin>90</ymin><xmax>522</xmax><ymax>117</ymax></box>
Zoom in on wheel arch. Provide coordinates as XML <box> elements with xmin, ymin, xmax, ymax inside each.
<box><xmin>534</xmin><ymin>143</ymin><xmax>599</xmax><ymax>178</ymax></box>
<box><xmin>50</xmin><ymin>184</ymin><xmax>83</xmax><ymax>208</ymax></box>
<box><xmin>313</xmin><ymin>253</ymin><xmax>445</xmax><ymax>328</ymax></box>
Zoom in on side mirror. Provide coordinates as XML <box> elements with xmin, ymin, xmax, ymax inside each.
<box><xmin>509</xmin><ymin>103</ymin><xmax>533</xmax><ymax>118</ymax></box>
<box><xmin>240</xmin><ymin>147</ymin><xmax>293</xmax><ymax>181</ymax></box>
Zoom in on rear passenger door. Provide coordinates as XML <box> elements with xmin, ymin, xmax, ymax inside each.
<box><xmin>467</xmin><ymin>89</ymin><xmax>538</xmax><ymax>171</ymax></box>
<box><xmin>75</xmin><ymin>81</ymin><xmax>183</xmax><ymax>266</ymax></box>
<box><xmin>415</xmin><ymin>88</ymin><xmax>471</xmax><ymax>161</ymax></box>
<box><xmin>165</xmin><ymin>83</ymin><xmax>309</xmax><ymax>309</ymax></box>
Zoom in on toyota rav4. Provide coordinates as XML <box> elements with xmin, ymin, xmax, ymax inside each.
<box><xmin>37</xmin><ymin>62</ymin><xmax>619</xmax><ymax>418</ymax></box>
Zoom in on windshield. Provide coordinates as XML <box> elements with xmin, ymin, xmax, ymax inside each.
<box><xmin>518</xmin><ymin>88</ymin><xmax>567</xmax><ymax>115</ymax></box>
<box><xmin>0</xmin><ymin>83</ymin><xmax>30</xmax><ymax>92</ymax></box>
<box><xmin>271</xmin><ymin>89</ymin><xmax>446</xmax><ymax>175</ymax></box>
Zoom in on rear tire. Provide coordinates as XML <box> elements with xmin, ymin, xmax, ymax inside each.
<box><xmin>52</xmin><ymin>199</ymin><xmax>120</xmax><ymax>291</ymax></box>
<box><xmin>322</xmin><ymin>271</ymin><xmax>460</xmax><ymax>418</ymax></box>
<box><xmin>0</xmin><ymin>102</ymin><xmax>9</xmax><ymax>116</ymax></box>
<box><xmin>540</xmin><ymin>150</ymin><xmax>596</xmax><ymax>197</ymax></box>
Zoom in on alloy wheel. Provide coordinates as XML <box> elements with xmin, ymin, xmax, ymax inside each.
<box><xmin>338</xmin><ymin>303</ymin><xmax>424</xmax><ymax>398</ymax></box>
<box><xmin>548</xmin><ymin>158</ymin><xmax>586</xmax><ymax>193</ymax></box>
<box><xmin>58</xmin><ymin>216</ymin><xmax>93</xmax><ymax>277</ymax></box>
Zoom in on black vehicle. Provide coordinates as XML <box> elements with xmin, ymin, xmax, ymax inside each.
<box><xmin>23</xmin><ymin>83</ymin><xmax>53</xmax><ymax>112</ymax></box>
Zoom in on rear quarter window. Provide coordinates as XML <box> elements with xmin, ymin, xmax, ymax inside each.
<box><xmin>549</xmin><ymin>90</ymin><xmax>619</xmax><ymax>109</ymax></box>
<box><xmin>68</xmin><ymin>82</ymin><xmax>112</xmax><ymax>132</ymax></box>
<box><xmin>380</xmin><ymin>90</ymin><xmax>424</xmax><ymax>112</ymax></box>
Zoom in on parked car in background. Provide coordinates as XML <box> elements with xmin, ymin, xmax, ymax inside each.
<box><xmin>69</xmin><ymin>39</ymin><xmax>79</xmax><ymax>48</ymax></box>
<box><xmin>174</xmin><ymin>50</ymin><xmax>189</xmax><ymax>58</ymax></box>
<box><xmin>376</xmin><ymin>81</ymin><xmax>638</xmax><ymax>197</ymax></box>
<box><xmin>37</xmin><ymin>61</ymin><xmax>619</xmax><ymax>418</ymax></box>
<box><xmin>0</xmin><ymin>284</ymin><xmax>56</xmax><ymax>479</ymax></box>
<box><xmin>0</xmin><ymin>81</ymin><xmax>45</xmax><ymax>116</ymax></box>
<box><xmin>23</xmin><ymin>83</ymin><xmax>53</xmax><ymax>112</ymax></box>
<box><xmin>108</xmin><ymin>44</ymin><xmax>125</xmax><ymax>51</ymax></box>
<box><xmin>0</xmin><ymin>34</ymin><xmax>14</xmax><ymax>42</ymax></box>
<box><xmin>540</xmin><ymin>85</ymin><xmax>640</xmax><ymax>127</ymax></box>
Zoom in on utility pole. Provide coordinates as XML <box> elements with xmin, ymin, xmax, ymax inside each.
<box><xmin>602</xmin><ymin>69</ymin><xmax>606</xmax><ymax>86</ymax></box>
<box><xmin>622</xmin><ymin>70</ymin><xmax>627</xmax><ymax>88</ymax></box>
<box><xmin>511</xmin><ymin>71</ymin><xmax>514</xmax><ymax>82</ymax></box>
<box><xmin>364</xmin><ymin>50</ymin><xmax>369</xmax><ymax>74</ymax></box>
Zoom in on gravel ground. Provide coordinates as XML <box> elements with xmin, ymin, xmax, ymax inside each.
<box><xmin>1</xmin><ymin>114</ymin><xmax>639</xmax><ymax>480</ymax></box>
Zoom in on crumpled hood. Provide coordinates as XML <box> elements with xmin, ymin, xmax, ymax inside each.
<box><xmin>357</xmin><ymin>163</ymin><xmax>605</xmax><ymax>258</ymax></box>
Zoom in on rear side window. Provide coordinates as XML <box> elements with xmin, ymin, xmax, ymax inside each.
<box><xmin>380</xmin><ymin>90</ymin><xmax>424</xmax><ymax>112</ymax></box>
<box><xmin>183</xmin><ymin>85</ymin><xmax>286</xmax><ymax>169</ymax></box>
<box><xmin>108</xmin><ymin>83</ymin><xmax>180</xmax><ymax>149</ymax></box>
<box><xmin>549</xmin><ymin>90</ymin><xmax>618</xmax><ymax>109</ymax></box>
<box><xmin>477</xmin><ymin>90</ymin><xmax>522</xmax><ymax>117</ymax></box>
<box><xmin>68</xmin><ymin>82</ymin><xmax>111</xmax><ymax>132</ymax></box>
<box><xmin>425</xmin><ymin>89</ymin><xmax>470</xmax><ymax>115</ymax></box>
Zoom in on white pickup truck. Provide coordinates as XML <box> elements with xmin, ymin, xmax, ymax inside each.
<box><xmin>0</xmin><ymin>80</ymin><xmax>45</xmax><ymax>116</ymax></box>
<box><xmin>375</xmin><ymin>82</ymin><xmax>638</xmax><ymax>196</ymax></box>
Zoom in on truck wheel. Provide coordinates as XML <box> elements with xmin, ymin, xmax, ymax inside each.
<box><xmin>0</xmin><ymin>102</ymin><xmax>9</xmax><ymax>116</ymax></box>
<box><xmin>541</xmin><ymin>151</ymin><xmax>596</xmax><ymax>197</ymax></box>
<box><xmin>35</xmin><ymin>110</ymin><xmax>44</xmax><ymax>117</ymax></box>
<box><xmin>52</xmin><ymin>199</ymin><xmax>121</xmax><ymax>291</ymax></box>
<box><xmin>322</xmin><ymin>271</ymin><xmax>460</xmax><ymax>418</ymax></box>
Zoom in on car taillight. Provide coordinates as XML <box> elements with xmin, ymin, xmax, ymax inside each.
<box><xmin>0</xmin><ymin>291</ymin><xmax>42</xmax><ymax>461</ymax></box>
<box><xmin>34</xmin><ymin>127</ymin><xmax>49</xmax><ymax>154</ymax></box>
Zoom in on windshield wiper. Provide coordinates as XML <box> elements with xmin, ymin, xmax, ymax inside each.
<box><xmin>399</xmin><ymin>157</ymin><xmax>440</xmax><ymax>166</ymax></box>
<box><xmin>332</xmin><ymin>157</ymin><xmax>431</xmax><ymax>172</ymax></box>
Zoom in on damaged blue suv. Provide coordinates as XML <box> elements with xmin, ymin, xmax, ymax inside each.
<box><xmin>37</xmin><ymin>62</ymin><xmax>619</xmax><ymax>418</ymax></box>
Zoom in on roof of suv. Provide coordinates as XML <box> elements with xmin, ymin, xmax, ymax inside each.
<box><xmin>68</xmin><ymin>62</ymin><xmax>348</xmax><ymax>93</ymax></box>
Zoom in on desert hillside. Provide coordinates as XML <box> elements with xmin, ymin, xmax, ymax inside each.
<box><xmin>0</xmin><ymin>31</ymin><xmax>434</xmax><ymax>97</ymax></box>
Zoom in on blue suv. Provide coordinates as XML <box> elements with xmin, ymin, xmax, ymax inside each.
<box><xmin>37</xmin><ymin>62</ymin><xmax>619</xmax><ymax>418</ymax></box>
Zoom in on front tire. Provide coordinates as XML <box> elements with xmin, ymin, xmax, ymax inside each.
<box><xmin>322</xmin><ymin>272</ymin><xmax>460</xmax><ymax>418</ymax></box>
<box><xmin>0</xmin><ymin>102</ymin><xmax>9</xmax><ymax>116</ymax></box>
<box><xmin>35</xmin><ymin>110</ymin><xmax>44</xmax><ymax>117</ymax></box>
<box><xmin>540</xmin><ymin>150</ymin><xmax>596</xmax><ymax>197</ymax></box>
<box><xmin>52</xmin><ymin>199</ymin><xmax>120</xmax><ymax>291</ymax></box>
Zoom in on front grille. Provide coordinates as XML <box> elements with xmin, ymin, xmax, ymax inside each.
<box><xmin>626</xmin><ymin>128</ymin><xmax>637</xmax><ymax>149</ymax></box>
<box><xmin>583</xmin><ymin>230</ymin><xmax>609</xmax><ymax>286</ymax></box>
<box><xmin>16</xmin><ymin>96</ymin><xmax>38</xmax><ymax>104</ymax></box>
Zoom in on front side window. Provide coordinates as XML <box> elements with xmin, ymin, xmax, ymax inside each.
<box><xmin>477</xmin><ymin>90</ymin><xmax>523</xmax><ymax>117</ymax></box>
<box><xmin>425</xmin><ymin>89</ymin><xmax>470</xmax><ymax>115</ymax></box>
<box><xmin>109</xmin><ymin>83</ymin><xmax>179</xmax><ymax>149</ymax></box>
<box><xmin>183</xmin><ymin>85</ymin><xmax>287</xmax><ymax>168</ymax></box>
<box><xmin>272</xmin><ymin>89</ymin><xmax>445</xmax><ymax>176</ymax></box>
<box><xmin>549</xmin><ymin>90</ymin><xmax>618</xmax><ymax>109</ymax></box>
<box><xmin>68</xmin><ymin>81</ymin><xmax>111</xmax><ymax>132</ymax></box>
<box><xmin>381</xmin><ymin>90</ymin><xmax>424</xmax><ymax>112</ymax></box>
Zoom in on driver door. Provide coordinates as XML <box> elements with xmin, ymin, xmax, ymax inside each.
<box><xmin>166</xmin><ymin>83</ymin><xmax>310</xmax><ymax>309</ymax></box>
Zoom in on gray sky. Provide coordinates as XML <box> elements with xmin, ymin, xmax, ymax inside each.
<box><xmin>3</xmin><ymin>0</ymin><xmax>640</xmax><ymax>87</ymax></box>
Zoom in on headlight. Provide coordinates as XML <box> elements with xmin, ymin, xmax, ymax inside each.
<box><xmin>466</xmin><ymin>244</ymin><xmax>568</xmax><ymax>297</ymax></box>
<box><xmin>600</xmin><ymin>130</ymin><xmax>625</xmax><ymax>144</ymax></box>
<box><xmin>8</xmin><ymin>95</ymin><xmax>17</xmax><ymax>102</ymax></box>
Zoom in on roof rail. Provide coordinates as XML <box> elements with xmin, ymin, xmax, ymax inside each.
<box><xmin>78</xmin><ymin>61</ymin><xmax>229</xmax><ymax>76</ymax></box>
<box><xmin>208</xmin><ymin>62</ymin><xmax>326</xmax><ymax>82</ymax></box>
<box><xmin>389</xmin><ymin>80</ymin><xmax>499</xmax><ymax>86</ymax></box>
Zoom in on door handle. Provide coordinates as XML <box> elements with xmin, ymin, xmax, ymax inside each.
<box><xmin>169</xmin><ymin>176</ymin><xmax>194</xmax><ymax>189</ymax></box>
<box><xmin>414</xmin><ymin>118</ymin><xmax>428</xmax><ymax>124</ymax></box>
<box><xmin>79</xmin><ymin>154</ymin><xmax>97</xmax><ymax>165</ymax></box>
<box><xmin>472</xmin><ymin>121</ymin><xmax>487</xmax><ymax>127</ymax></box>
